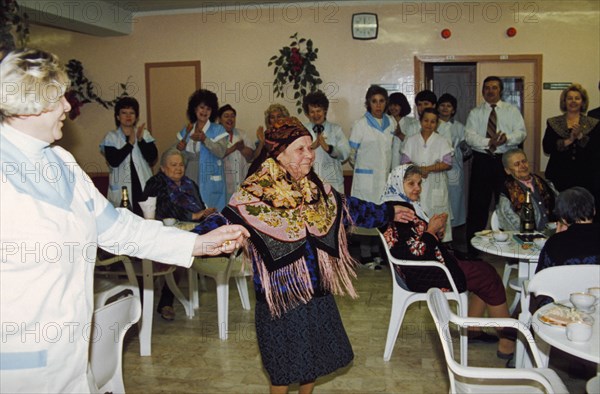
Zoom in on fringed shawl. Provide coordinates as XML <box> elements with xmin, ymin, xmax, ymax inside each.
<box><xmin>504</xmin><ymin>174</ymin><xmax>555</xmax><ymax>217</ymax></box>
<box><xmin>223</xmin><ymin>158</ymin><xmax>358</xmax><ymax>317</ymax></box>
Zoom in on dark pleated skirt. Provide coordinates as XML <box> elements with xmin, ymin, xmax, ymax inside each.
<box><xmin>255</xmin><ymin>294</ymin><xmax>354</xmax><ymax>386</ymax></box>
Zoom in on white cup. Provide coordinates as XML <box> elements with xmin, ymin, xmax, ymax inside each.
<box><xmin>588</xmin><ymin>287</ymin><xmax>600</xmax><ymax>305</ymax></box>
<box><xmin>570</xmin><ymin>292</ymin><xmax>597</xmax><ymax>312</ymax></box>
<box><xmin>163</xmin><ymin>218</ymin><xmax>176</xmax><ymax>226</ymax></box>
<box><xmin>566</xmin><ymin>322</ymin><xmax>593</xmax><ymax>342</ymax></box>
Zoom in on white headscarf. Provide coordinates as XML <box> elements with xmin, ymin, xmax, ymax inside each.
<box><xmin>380</xmin><ymin>164</ymin><xmax>429</xmax><ymax>222</ymax></box>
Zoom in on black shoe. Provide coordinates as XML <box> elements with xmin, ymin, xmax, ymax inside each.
<box><xmin>506</xmin><ymin>358</ymin><xmax>516</xmax><ymax>368</ymax></box>
<box><xmin>497</xmin><ymin>350</ymin><xmax>514</xmax><ymax>360</ymax></box>
<box><xmin>468</xmin><ymin>331</ymin><xmax>499</xmax><ymax>343</ymax></box>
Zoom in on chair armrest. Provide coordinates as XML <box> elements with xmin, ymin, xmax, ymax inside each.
<box><xmin>450</xmin><ymin>315</ymin><xmax>544</xmax><ymax>367</ymax></box>
<box><xmin>95</xmin><ymin>255</ymin><xmax>131</xmax><ymax>267</ymax></box>
<box><xmin>452</xmin><ymin>365</ymin><xmax>556</xmax><ymax>393</ymax></box>
<box><xmin>378</xmin><ymin>230</ymin><xmax>464</xmax><ymax>300</ymax></box>
<box><xmin>95</xmin><ymin>255</ymin><xmax>139</xmax><ymax>290</ymax></box>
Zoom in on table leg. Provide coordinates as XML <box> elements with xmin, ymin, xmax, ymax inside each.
<box><xmin>139</xmin><ymin>259</ymin><xmax>154</xmax><ymax>356</ymax></box>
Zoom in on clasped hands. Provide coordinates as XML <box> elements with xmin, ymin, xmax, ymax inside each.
<box><xmin>194</xmin><ymin>225</ymin><xmax>250</xmax><ymax>256</ymax></box>
<box><xmin>565</xmin><ymin>123</ymin><xmax>583</xmax><ymax>146</ymax></box>
<box><xmin>311</xmin><ymin>132</ymin><xmax>329</xmax><ymax>151</ymax></box>
<box><xmin>426</xmin><ymin>213</ymin><xmax>448</xmax><ymax>240</ymax></box>
<box><xmin>488</xmin><ymin>132</ymin><xmax>507</xmax><ymax>152</ymax></box>
<box><xmin>127</xmin><ymin>123</ymin><xmax>148</xmax><ymax>145</ymax></box>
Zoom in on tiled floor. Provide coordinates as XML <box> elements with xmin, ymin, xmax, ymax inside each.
<box><xmin>122</xmin><ymin>254</ymin><xmax>593</xmax><ymax>393</ymax></box>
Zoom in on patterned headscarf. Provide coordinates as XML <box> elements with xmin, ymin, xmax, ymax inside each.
<box><xmin>264</xmin><ymin>117</ymin><xmax>312</xmax><ymax>158</ymax></box>
<box><xmin>380</xmin><ymin>164</ymin><xmax>429</xmax><ymax>222</ymax></box>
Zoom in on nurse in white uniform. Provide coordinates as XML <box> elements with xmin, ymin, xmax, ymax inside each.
<box><xmin>401</xmin><ymin>108</ymin><xmax>454</xmax><ymax>242</ymax></box>
<box><xmin>349</xmin><ymin>85</ymin><xmax>397</xmax><ymax>267</ymax></box>
<box><xmin>0</xmin><ymin>49</ymin><xmax>249</xmax><ymax>393</ymax></box>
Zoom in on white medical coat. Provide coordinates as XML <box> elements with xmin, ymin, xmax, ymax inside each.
<box><xmin>99</xmin><ymin>127</ymin><xmax>155</xmax><ymax>207</ymax></box>
<box><xmin>349</xmin><ymin>114</ymin><xmax>395</xmax><ymax>203</ymax></box>
<box><xmin>402</xmin><ymin>132</ymin><xmax>454</xmax><ymax>242</ymax></box>
<box><xmin>1</xmin><ymin>124</ymin><xmax>197</xmax><ymax>393</ymax></box>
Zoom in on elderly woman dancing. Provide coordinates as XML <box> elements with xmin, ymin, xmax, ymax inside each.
<box><xmin>194</xmin><ymin>117</ymin><xmax>412</xmax><ymax>393</ymax></box>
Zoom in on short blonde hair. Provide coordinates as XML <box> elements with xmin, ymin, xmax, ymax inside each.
<box><xmin>0</xmin><ymin>49</ymin><xmax>70</xmax><ymax>122</ymax></box>
<box><xmin>263</xmin><ymin>103</ymin><xmax>290</xmax><ymax>128</ymax></box>
<box><xmin>559</xmin><ymin>83</ymin><xmax>589</xmax><ymax>113</ymax></box>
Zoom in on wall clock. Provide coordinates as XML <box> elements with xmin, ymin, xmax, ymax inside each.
<box><xmin>352</xmin><ymin>13</ymin><xmax>378</xmax><ymax>40</ymax></box>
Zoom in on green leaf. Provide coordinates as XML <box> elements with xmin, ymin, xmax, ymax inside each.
<box><xmin>269</xmin><ymin>55</ymin><xmax>277</xmax><ymax>61</ymax></box>
<box><xmin>290</xmin><ymin>41</ymin><xmax>297</xmax><ymax>47</ymax></box>
<box><xmin>294</xmin><ymin>91</ymin><xmax>300</xmax><ymax>99</ymax></box>
<box><xmin>299</xmin><ymin>38</ymin><xmax>306</xmax><ymax>44</ymax></box>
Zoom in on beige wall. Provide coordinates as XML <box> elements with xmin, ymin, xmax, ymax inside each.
<box><xmin>29</xmin><ymin>1</ymin><xmax>599</xmax><ymax>173</ymax></box>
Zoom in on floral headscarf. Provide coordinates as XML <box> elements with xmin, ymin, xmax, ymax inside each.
<box><xmin>380</xmin><ymin>164</ymin><xmax>429</xmax><ymax>222</ymax></box>
<box><xmin>264</xmin><ymin>117</ymin><xmax>312</xmax><ymax>158</ymax></box>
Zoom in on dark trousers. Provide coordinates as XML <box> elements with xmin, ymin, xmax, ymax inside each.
<box><xmin>466</xmin><ymin>151</ymin><xmax>506</xmax><ymax>252</ymax></box>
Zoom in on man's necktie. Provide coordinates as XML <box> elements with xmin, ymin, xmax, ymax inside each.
<box><xmin>486</xmin><ymin>104</ymin><xmax>497</xmax><ymax>139</ymax></box>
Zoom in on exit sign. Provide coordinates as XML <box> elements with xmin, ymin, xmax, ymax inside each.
<box><xmin>543</xmin><ymin>82</ymin><xmax>572</xmax><ymax>90</ymax></box>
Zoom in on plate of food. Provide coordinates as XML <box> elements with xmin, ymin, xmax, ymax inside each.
<box><xmin>475</xmin><ymin>229</ymin><xmax>493</xmax><ymax>237</ymax></box>
<box><xmin>537</xmin><ymin>305</ymin><xmax>594</xmax><ymax>327</ymax></box>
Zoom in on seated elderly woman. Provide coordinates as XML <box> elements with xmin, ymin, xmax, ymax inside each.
<box><xmin>143</xmin><ymin>148</ymin><xmax>216</xmax><ymax>320</ymax></box>
<box><xmin>536</xmin><ymin>186</ymin><xmax>600</xmax><ymax>273</ymax></box>
<box><xmin>379</xmin><ymin>164</ymin><xmax>515</xmax><ymax>360</ymax></box>
<box><xmin>496</xmin><ymin>148</ymin><xmax>558</xmax><ymax>231</ymax></box>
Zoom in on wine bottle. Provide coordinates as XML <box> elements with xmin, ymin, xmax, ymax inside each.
<box><xmin>520</xmin><ymin>191</ymin><xmax>535</xmax><ymax>233</ymax></box>
<box><xmin>120</xmin><ymin>186</ymin><xmax>131</xmax><ymax>210</ymax></box>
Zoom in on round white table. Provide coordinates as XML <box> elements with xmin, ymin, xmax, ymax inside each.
<box><xmin>532</xmin><ymin>302</ymin><xmax>600</xmax><ymax>364</ymax></box>
<box><xmin>471</xmin><ymin>232</ymin><xmax>541</xmax><ymax>281</ymax></box>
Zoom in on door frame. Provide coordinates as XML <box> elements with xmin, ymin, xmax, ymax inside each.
<box><xmin>415</xmin><ymin>54</ymin><xmax>543</xmax><ymax>173</ymax></box>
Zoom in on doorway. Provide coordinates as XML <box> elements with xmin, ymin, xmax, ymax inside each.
<box><xmin>416</xmin><ymin>55</ymin><xmax>543</xmax><ymax>173</ymax></box>
<box><xmin>145</xmin><ymin>61</ymin><xmax>201</xmax><ymax>170</ymax></box>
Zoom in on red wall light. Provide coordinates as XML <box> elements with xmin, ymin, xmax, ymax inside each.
<box><xmin>506</xmin><ymin>27</ymin><xmax>517</xmax><ymax>37</ymax></box>
<box><xmin>441</xmin><ymin>28</ymin><xmax>452</xmax><ymax>39</ymax></box>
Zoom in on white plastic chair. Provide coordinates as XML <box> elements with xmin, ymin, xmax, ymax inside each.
<box><xmin>94</xmin><ymin>255</ymin><xmax>140</xmax><ymax>307</ymax></box>
<box><xmin>517</xmin><ymin>265</ymin><xmax>600</xmax><ymax>368</ymax></box>
<box><xmin>89</xmin><ymin>295</ymin><xmax>142</xmax><ymax>394</ymax></box>
<box><xmin>378</xmin><ymin>231</ymin><xmax>469</xmax><ymax>364</ymax></box>
<box><xmin>188</xmin><ymin>251</ymin><xmax>252</xmax><ymax>340</ymax></box>
<box><xmin>427</xmin><ymin>288</ymin><xmax>568</xmax><ymax>394</ymax></box>
<box><xmin>94</xmin><ymin>254</ymin><xmax>192</xmax><ymax>357</ymax></box>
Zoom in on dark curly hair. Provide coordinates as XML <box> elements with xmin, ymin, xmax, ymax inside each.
<box><xmin>187</xmin><ymin>89</ymin><xmax>219</xmax><ymax>123</ymax></box>
<box><xmin>364</xmin><ymin>85</ymin><xmax>388</xmax><ymax>113</ymax></box>
<box><xmin>114</xmin><ymin>96</ymin><xmax>139</xmax><ymax>127</ymax></box>
<box><xmin>302</xmin><ymin>91</ymin><xmax>329</xmax><ymax>114</ymax></box>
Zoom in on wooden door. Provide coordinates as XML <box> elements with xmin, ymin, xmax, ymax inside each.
<box><xmin>145</xmin><ymin>61</ymin><xmax>201</xmax><ymax>170</ymax></box>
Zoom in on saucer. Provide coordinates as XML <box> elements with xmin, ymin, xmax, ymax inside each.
<box><xmin>575</xmin><ymin>306</ymin><xmax>596</xmax><ymax>314</ymax></box>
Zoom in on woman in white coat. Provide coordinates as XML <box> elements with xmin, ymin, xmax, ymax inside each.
<box><xmin>349</xmin><ymin>85</ymin><xmax>397</xmax><ymax>268</ymax></box>
<box><xmin>400</xmin><ymin>108</ymin><xmax>454</xmax><ymax>242</ymax></box>
<box><xmin>100</xmin><ymin>96</ymin><xmax>157</xmax><ymax>216</ymax></box>
<box><xmin>0</xmin><ymin>49</ymin><xmax>249</xmax><ymax>393</ymax></box>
